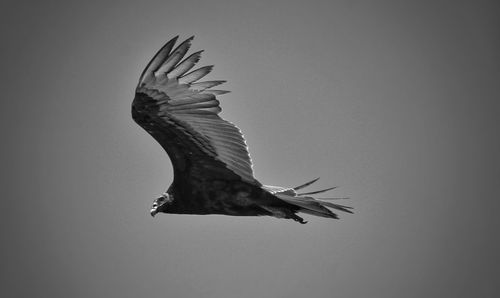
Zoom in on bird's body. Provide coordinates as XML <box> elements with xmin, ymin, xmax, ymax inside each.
<box><xmin>163</xmin><ymin>179</ymin><xmax>286</xmax><ymax>218</ymax></box>
<box><xmin>132</xmin><ymin>36</ymin><xmax>352</xmax><ymax>223</ymax></box>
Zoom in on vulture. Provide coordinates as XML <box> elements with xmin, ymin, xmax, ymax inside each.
<box><xmin>132</xmin><ymin>36</ymin><xmax>352</xmax><ymax>224</ymax></box>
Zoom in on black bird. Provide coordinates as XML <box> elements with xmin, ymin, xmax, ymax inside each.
<box><xmin>132</xmin><ymin>36</ymin><xmax>352</xmax><ymax>223</ymax></box>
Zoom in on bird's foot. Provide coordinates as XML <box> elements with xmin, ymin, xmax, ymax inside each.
<box><xmin>290</xmin><ymin>213</ymin><xmax>308</xmax><ymax>224</ymax></box>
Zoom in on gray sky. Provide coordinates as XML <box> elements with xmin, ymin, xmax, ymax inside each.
<box><xmin>2</xmin><ymin>1</ymin><xmax>499</xmax><ymax>297</ymax></box>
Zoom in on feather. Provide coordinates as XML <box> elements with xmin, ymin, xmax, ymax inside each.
<box><xmin>178</xmin><ymin>66</ymin><xmax>213</xmax><ymax>84</ymax></box>
<box><xmin>299</xmin><ymin>208</ymin><xmax>339</xmax><ymax>219</ymax></box>
<box><xmin>174</xmin><ymin>107</ymin><xmax>222</xmax><ymax>115</ymax></box>
<box><xmin>276</xmin><ymin>194</ymin><xmax>335</xmax><ymax>218</ymax></box>
<box><xmin>168</xmin><ymin>94</ymin><xmax>215</xmax><ymax>106</ymax></box>
<box><xmin>155</xmin><ymin>36</ymin><xmax>194</xmax><ymax>76</ymax></box>
<box><xmin>165</xmin><ymin>100</ymin><xmax>220</xmax><ymax>111</ymax></box>
<box><xmin>203</xmin><ymin>90</ymin><xmax>230</xmax><ymax>95</ymax></box>
<box><xmin>319</xmin><ymin>202</ymin><xmax>354</xmax><ymax>213</ymax></box>
<box><xmin>155</xmin><ymin>53</ymin><xmax>181</xmax><ymax>78</ymax></box>
<box><xmin>293</xmin><ymin>177</ymin><xmax>320</xmax><ymax>191</ymax></box>
<box><xmin>138</xmin><ymin>36</ymin><xmax>178</xmax><ymax>86</ymax></box>
<box><xmin>190</xmin><ymin>80</ymin><xmax>226</xmax><ymax>90</ymax></box>
<box><xmin>168</xmin><ymin>50</ymin><xmax>203</xmax><ymax>79</ymax></box>
<box><xmin>298</xmin><ymin>187</ymin><xmax>337</xmax><ymax>196</ymax></box>
<box><xmin>262</xmin><ymin>185</ymin><xmax>296</xmax><ymax>195</ymax></box>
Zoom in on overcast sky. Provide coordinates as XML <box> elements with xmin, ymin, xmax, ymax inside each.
<box><xmin>2</xmin><ymin>1</ymin><xmax>499</xmax><ymax>297</ymax></box>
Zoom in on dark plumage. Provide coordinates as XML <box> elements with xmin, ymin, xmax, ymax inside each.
<box><xmin>132</xmin><ymin>36</ymin><xmax>352</xmax><ymax>223</ymax></box>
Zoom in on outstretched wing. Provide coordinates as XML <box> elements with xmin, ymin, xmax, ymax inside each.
<box><xmin>132</xmin><ymin>36</ymin><xmax>258</xmax><ymax>185</ymax></box>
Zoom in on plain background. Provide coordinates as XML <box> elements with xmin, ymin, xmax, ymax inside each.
<box><xmin>1</xmin><ymin>1</ymin><xmax>499</xmax><ymax>297</ymax></box>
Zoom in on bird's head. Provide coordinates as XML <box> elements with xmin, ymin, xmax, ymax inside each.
<box><xmin>150</xmin><ymin>193</ymin><xmax>174</xmax><ymax>217</ymax></box>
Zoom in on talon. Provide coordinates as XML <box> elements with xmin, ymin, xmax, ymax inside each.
<box><xmin>290</xmin><ymin>214</ymin><xmax>307</xmax><ymax>224</ymax></box>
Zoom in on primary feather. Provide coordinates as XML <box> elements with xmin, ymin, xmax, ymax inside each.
<box><xmin>132</xmin><ymin>36</ymin><xmax>352</xmax><ymax>223</ymax></box>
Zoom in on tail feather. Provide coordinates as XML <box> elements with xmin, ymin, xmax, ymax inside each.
<box><xmin>275</xmin><ymin>194</ymin><xmax>340</xmax><ymax>220</ymax></box>
<box><xmin>320</xmin><ymin>201</ymin><xmax>354</xmax><ymax>213</ymax></box>
<box><xmin>298</xmin><ymin>186</ymin><xmax>337</xmax><ymax>196</ymax></box>
<box><xmin>270</xmin><ymin>177</ymin><xmax>352</xmax><ymax>222</ymax></box>
<box><xmin>293</xmin><ymin>177</ymin><xmax>320</xmax><ymax>190</ymax></box>
<box><xmin>299</xmin><ymin>208</ymin><xmax>339</xmax><ymax>219</ymax></box>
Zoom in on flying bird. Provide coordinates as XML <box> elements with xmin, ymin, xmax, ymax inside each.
<box><xmin>132</xmin><ymin>36</ymin><xmax>352</xmax><ymax>224</ymax></box>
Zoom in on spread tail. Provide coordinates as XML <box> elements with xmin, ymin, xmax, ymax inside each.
<box><xmin>263</xmin><ymin>178</ymin><xmax>352</xmax><ymax>223</ymax></box>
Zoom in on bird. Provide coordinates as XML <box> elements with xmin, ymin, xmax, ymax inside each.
<box><xmin>132</xmin><ymin>36</ymin><xmax>352</xmax><ymax>224</ymax></box>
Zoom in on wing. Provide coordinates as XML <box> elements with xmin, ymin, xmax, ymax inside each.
<box><xmin>132</xmin><ymin>36</ymin><xmax>258</xmax><ymax>185</ymax></box>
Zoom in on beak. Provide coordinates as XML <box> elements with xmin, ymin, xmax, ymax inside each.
<box><xmin>150</xmin><ymin>207</ymin><xmax>158</xmax><ymax>217</ymax></box>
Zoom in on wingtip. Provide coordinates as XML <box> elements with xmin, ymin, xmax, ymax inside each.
<box><xmin>178</xmin><ymin>36</ymin><xmax>194</xmax><ymax>48</ymax></box>
<box><xmin>164</xmin><ymin>35</ymin><xmax>179</xmax><ymax>49</ymax></box>
<box><xmin>137</xmin><ymin>35</ymin><xmax>181</xmax><ymax>86</ymax></box>
<box><xmin>184</xmin><ymin>35</ymin><xmax>195</xmax><ymax>44</ymax></box>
